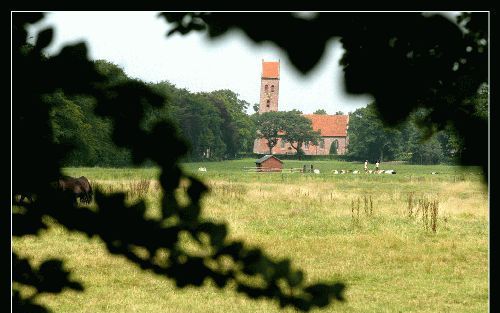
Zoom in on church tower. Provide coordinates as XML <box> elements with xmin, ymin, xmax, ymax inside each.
<box><xmin>259</xmin><ymin>60</ymin><xmax>280</xmax><ymax>113</ymax></box>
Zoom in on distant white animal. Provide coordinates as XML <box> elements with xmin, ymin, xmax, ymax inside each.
<box><xmin>340</xmin><ymin>170</ymin><xmax>346</xmax><ymax>174</ymax></box>
<box><xmin>333</xmin><ymin>170</ymin><xmax>339</xmax><ymax>174</ymax></box>
<box><xmin>353</xmin><ymin>170</ymin><xmax>359</xmax><ymax>174</ymax></box>
<box><xmin>313</xmin><ymin>169</ymin><xmax>320</xmax><ymax>174</ymax></box>
<box><xmin>384</xmin><ymin>170</ymin><xmax>396</xmax><ymax>174</ymax></box>
<box><xmin>431</xmin><ymin>172</ymin><xmax>438</xmax><ymax>175</ymax></box>
<box><xmin>198</xmin><ymin>167</ymin><xmax>207</xmax><ymax>172</ymax></box>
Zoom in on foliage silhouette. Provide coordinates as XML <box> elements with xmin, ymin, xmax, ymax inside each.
<box><xmin>12</xmin><ymin>13</ymin><xmax>345</xmax><ymax>312</ymax></box>
<box><xmin>13</xmin><ymin>11</ymin><xmax>489</xmax><ymax>312</ymax></box>
<box><xmin>161</xmin><ymin>12</ymin><xmax>488</xmax><ymax>180</ymax></box>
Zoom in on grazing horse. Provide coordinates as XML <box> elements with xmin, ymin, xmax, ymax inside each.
<box><xmin>58</xmin><ymin>176</ymin><xmax>93</xmax><ymax>204</ymax></box>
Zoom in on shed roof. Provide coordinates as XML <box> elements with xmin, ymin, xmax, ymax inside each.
<box><xmin>255</xmin><ymin>155</ymin><xmax>283</xmax><ymax>164</ymax></box>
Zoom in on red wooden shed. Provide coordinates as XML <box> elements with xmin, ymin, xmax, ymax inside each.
<box><xmin>255</xmin><ymin>155</ymin><xmax>283</xmax><ymax>172</ymax></box>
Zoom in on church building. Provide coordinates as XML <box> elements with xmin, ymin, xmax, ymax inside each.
<box><xmin>253</xmin><ymin>60</ymin><xmax>349</xmax><ymax>155</ymax></box>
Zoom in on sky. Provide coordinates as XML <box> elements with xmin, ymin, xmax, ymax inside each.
<box><xmin>26</xmin><ymin>12</ymin><xmax>460</xmax><ymax>115</ymax></box>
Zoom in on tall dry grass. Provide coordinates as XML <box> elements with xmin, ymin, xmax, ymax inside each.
<box><xmin>13</xmin><ymin>164</ymin><xmax>488</xmax><ymax>313</ymax></box>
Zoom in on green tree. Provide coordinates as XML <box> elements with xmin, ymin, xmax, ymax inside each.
<box><xmin>206</xmin><ymin>90</ymin><xmax>256</xmax><ymax>156</ymax></box>
<box><xmin>143</xmin><ymin>85</ymin><xmax>228</xmax><ymax>161</ymax></box>
<box><xmin>48</xmin><ymin>91</ymin><xmax>95</xmax><ymax>166</ymax></box>
<box><xmin>313</xmin><ymin>109</ymin><xmax>327</xmax><ymax>115</ymax></box>
<box><xmin>392</xmin><ymin>116</ymin><xmax>420</xmax><ymax>162</ymax></box>
<box><xmin>411</xmin><ymin>135</ymin><xmax>445</xmax><ymax>165</ymax></box>
<box><xmin>255</xmin><ymin>111</ymin><xmax>287</xmax><ymax>154</ymax></box>
<box><xmin>443</xmin><ymin>83</ymin><xmax>488</xmax><ymax>161</ymax></box>
<box><xmin>335</xmin><ymin>111</ymin><xmax>344</xmax><ymax>115</ymax></box>
<box><xmin>281</xmin><ymin>111</ymin><xmax>321</xmax><ymax>156</ymax></box>
<box><xmin>47</xmin><ymin>59</ymin><xmax>174</xmax><ymax>167</ymax></box>
<box><xmin>142</xmin><ymin>84</ymin><xmax>256</xmax><ymax>161</ymax></box>
<box><xmin>347</xmin><ymin>103</ymin><xmax>402</xmax><ymax>162</ymax></box>
<box><xmin>177</xmin><ymin>93</ymin><xmax>227</xmax><ymax>160</ymax></box>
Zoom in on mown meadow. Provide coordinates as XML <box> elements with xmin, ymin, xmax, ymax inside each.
<box><xmin>13</xmin><ymin>159</ymin><xmax>488</xmax><ymax>312</ymax></box>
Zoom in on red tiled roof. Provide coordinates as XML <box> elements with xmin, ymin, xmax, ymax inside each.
<box><xmin>262</xmin><ymin>61</ymin><xmax>280</xmax><ymax>78</ymax></box>
<box><xmin>303</xmin><ymin>114</ymin><xmax>349</xmax><ymax>137</ymax></box>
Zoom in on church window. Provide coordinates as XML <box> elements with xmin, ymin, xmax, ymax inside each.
<box><xmin>266</xmin><ymin>99</ymin><xmax>270</xmax><ymax>108</ymax></box>
<box><xmin>271</xmin><ymin>85</ymin><xmax>275</xmax><ymax>92</ymax></box>
<box><xmin>265</xmin><ymin>85</ymin><xmax>269</xmax><ymax>92</ymax></box>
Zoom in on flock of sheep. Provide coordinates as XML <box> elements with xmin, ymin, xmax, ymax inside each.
<box><xmin>200</xmin><ymin>166</ymin><xmax>440</xmax><ymax>175</ymax></box>
<box><xmin>199</xmin><ymin>167</ymin><xmax>398</xmax><ymax>175</ymax></box>
<box><xmin>332</xmin><ymin>169</ymin><xmax>396</xmax><ymax>174</ymax></box>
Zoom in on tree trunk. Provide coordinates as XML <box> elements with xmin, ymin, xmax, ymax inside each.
<box><xmin>291</xmin><ymin>142</ymin><xmax>302</xmax><ymax>160</ymax></box>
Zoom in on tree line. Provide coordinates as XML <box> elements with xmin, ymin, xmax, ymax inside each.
<box><xmin>50</xmin><ymin>59</ymin><xmax>487</xmax><ymax>166</ymax></box>
<box><xmin>50</xmin><ymin>60</ymin><xmax>257</xmax><ymax>166</ymax></box>
<box><xmin>347</xmin><ymin>84</ymin><xmax>487</xmax><ymax>164</ymax></box>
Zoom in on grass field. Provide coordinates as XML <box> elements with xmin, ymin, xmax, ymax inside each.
<box><xmin>13</xmin><ymin>159</ymin><xmax>489</xmax><ymax>312</ymax></box>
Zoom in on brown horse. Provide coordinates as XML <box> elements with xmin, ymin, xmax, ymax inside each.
<box><xmin>58</xmin><ymin>176</ymin><xmax>93</xmax><ymax>204</ymax></box>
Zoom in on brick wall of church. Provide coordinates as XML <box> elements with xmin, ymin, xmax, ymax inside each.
<box><xmin>253</xmin><ymin>137</ymin><xmax>348</xmax><ymax>155</ymax></box>
<box><xmin>259</xmin><ymin>78</ymin><xmax>279</xmax><ymax>113</ymax></box>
